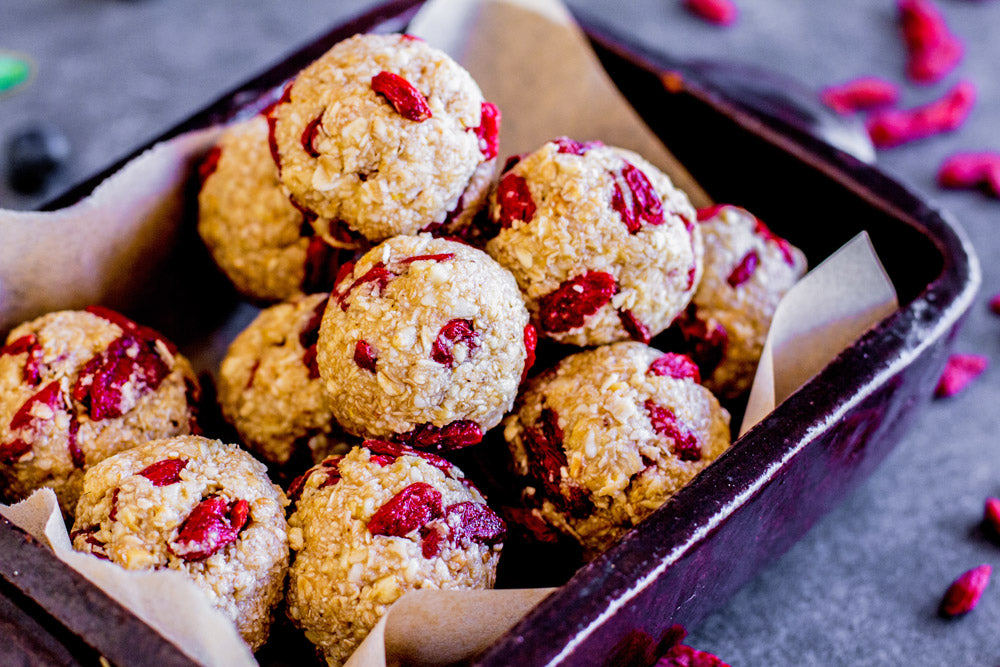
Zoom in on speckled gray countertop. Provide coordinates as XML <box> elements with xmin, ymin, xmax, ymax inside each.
<box><xmin>3</xmin><ymin>1</ymin><xmax>999</xmax><ymax>664</ymax></box>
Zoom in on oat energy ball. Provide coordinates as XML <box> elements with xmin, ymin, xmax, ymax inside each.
<box><xmin>317</xmin><ymin>234</ymin><xmax>532</xmax><ymax>449</ymax></box>
<box><xmin>485</xmin><ymin>138</ymin><xmax>701</xmax><ymax>347</ymax></box>
<box><xmin>503</xmin><ymin>342</ymin><xmax>730</xmax><ymax>558</ymax></box>
<box><xmin>269</xmin><ymin>33</ymin><xmax>500</xmax><ymax>242</ymax></box>
<box><xmin>0</xmin><ymin>307</ymin><xmax>198</xmax><ymax>514</ymax></box>
<box><xmin>71</xmin><ymin>435</ymin><xmax>289</xmax><ymax>650</ymax></box>
<box><xmin>286</xmin><ymin>441</ymin><xmax>504</xmax><ymax>665</ymax></box>
<box><xmin>678</xmin><ymin>204</ymin><xmax>807</xmax><ymax>400</ymax></box>
<box><xmin>218</xmin><ymin>292</ymin><xmax>349</xmax><ymax>466</ymax></box>
<box><xmin>198</xmin><ymin>115</ymin><xmax>360</xmax><ymax>302</ymax></box>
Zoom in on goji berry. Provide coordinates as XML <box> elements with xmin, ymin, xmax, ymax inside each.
<box><xmin>937</xmin><ymin>152</ymin><xmax>1000</xmax><ymax>198</ymax></box>
<box><xmin>430</xmin><ymin>319</ymin><xmax>480</xmax><ymax>367</ymax></box>
<box><xmin>867</xmin><ymin>81</ymin><xmax>976</xmax><ymax>148</ymax></box>
<box><xmin>618</xmin><ymin>309</ymin><xmax>651</xmax><ymax>344</ymax></box>
<box><xmin>727</xmin><ymin>250</ymin><xmax>759</xmax><ymax>288</ymax></box>
<box><xmin>472</xmin><ymin>102</ymin><xmax>500</xmax><ymax>160</ymax></box>
<box><xmin>552</xmin><ymin>136</ymin><xmax>602</xmax><ymax>155</ymax></box>
<box><xmin>645</xmin><ymin>399</ymin><xmax>701</xmax><ymax>461</ymax></box>
<box><xmin>354</xmin><ymin>340</ymin><xmax>378</xmax><ymax>373</ymax></box>
<box><xmin>934</xmin><ymin>353</ymin><xmax>987</xmax><ymax>398</ymax></box>
<box><xmin>521</xmin><ymin>409</ymin><xmax>591</xmax><ymax>517</ymax></box>
<box><xmin>684</xmin><ymin>0</ymin><xmax>738</xmax><ymax>26</ymax></box>
<box><xmin>537</xmin><ymin>271</ymin><xmax>616</xmax><ymax>334</ymax></box>
<box><xmin>395</xmin><ymin>420</ymin><xmax>483</xmax><ymax>452</ymax></box>
<box><xmin>495</xmin><ymin>173</ymin><xmax>536</xmax><ymax>229</ymax></box>
<box><xmin>138</xmin><ymin>458</ymin><xmax>188</xmax><ymax>486</ymax></box>
<box><xmin>939</xmin><ymin>564</ymin><xmax>991</xmax><ymax>617</ymax></box>
<box><xmin>169</xmin><ymin>496</ymin><xmax>250</xmax><ymax>561</ymax></box>
<box><xmin>649</xmin><ymin>353</ymin><xmax>701</xmax><ymax>383</ymax></box>
<box><xmin>821</xmin><ymin>77</ymin><xmax>900</xmax><ymax>115</ymax></box>
<box><xmin>371</xmin><ymin>71</ymin><xmax>432</xmax><ymax>122</ymax></box>
<box><xmin>521</xmin><ymin>323</ymin><xmax>537</xmax><ymax>383</ymax></box>
<box><xmin>198</xmin><ymin>146</ymin><xmax>222</xmax><ymax>184</ymax></box>
<box><xmin>367</xmin><ymin>482</ymin><xmax>443</xmax><ymax>537</ymax></box>
<box><xmin>611</xmin><ymin>161</ymin><xmax>665</xmax><ymax>234</ymax></box>
<box><xmin>899</xmin><ymin>0</ymin><xmax>963</xmax><ymax>84</ymax></box>
<box><xmin>301</xmin><ymin>115</ymin><xmax>323</xmax><ymax>158</ymax></box>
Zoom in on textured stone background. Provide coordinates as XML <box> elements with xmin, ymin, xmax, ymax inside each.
<box><xmin>3</xmin><ymin>1</ymin><xmax>999</xmax><ymax>664</ymax></box>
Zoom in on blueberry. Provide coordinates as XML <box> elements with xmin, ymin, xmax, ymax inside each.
<box><xmin>6</xmin><ymin>124</ymin><xmax>71</xmax><ymax>194</ymax></box>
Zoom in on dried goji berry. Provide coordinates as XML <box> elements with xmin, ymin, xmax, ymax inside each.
<box><xmin>85</xmin><ymin>306</ymin><xmax>177</xmax><ymax>355</ymax></box>
<box><xmin>371</xmin><ymin>71</ymin><xmax>432</xmax><ymax>122</ymax></box>
<box><xmin>1</xmin><ymin>333</ymin><xmax>44</xmax><ymax>385</ymax></box>
<box><xmin>495</xmin><ymin>173</ymin><xmax>535</xmax><ymax>229</ymax></box>
<box><xmin>395</xmin><ymin>420</ymin><xmax>483</xmax><ymax>452</ymax></box>
<box><xmin>727</xmin><ymin>249</ymin><xmax>759</xmax><ymax>288</ymax></box>
<box><xmin>899</xmin><ymin>0</ymin><xmax>963</xmax><ymax>84</ymax></box>
<box><xmin>618</xmin><ymin>309</ymin><xmax>651</xmax><ymax>344</ymax></box>
<box><xmin>695</xmin><ymin>204</ymin><xmax>726</xmax><ymax>222</ymax></box>
<box><xmin>521</xmin><ymin>409</ymin><xmax>591</xmax><ymax>517</ymax></box>
<box><xmin>354</xmin><ymin>340</ymin><xmax>378</xmax><ymax>373</ymax></box>
<box><xmin>420</xmin><ymin>523</ymin><xmax>447</xmax><ymax>558</ymax></box>
<box><xmin>649</xmin><ymin>353</ymin><xmax>701</xmax><ymax>383</ymax></box>
<box><xmin>67</xmin><ymin>416</ymin><xmax>83</xmax><ymax>468</ymax></box>
<box><xmin>552</xmin><ymin>136</ymin><xmax>603</xmax><ymax>155</ymax></box>
<box><xmin>430</xmin><ymin>319</ymin><xmax>480</xmax><ymax>367</ymax></box>
<box><xmin>335</xmin><ymin>261</ymin><xmax>394</xmax><ymax>311</ymax></box>
<box><xmin>364</xmin><ymin>439</ymin><xmax>455</xmax><ymax>477</ymax></box>
<box><xmin>198</xmin><ymin>145</ymin><xmax>222</xmax><ymax>184</ymax></box>
<box><xmin>0</xmin><ymin>438</ymin><xmax>32</xmax><ymax>463</ymax></box>
<box><xmin>298</xmin><ymin>297</ymin><xmax>328</xmax><ymax>379</ymax></box>
<box><xmin>169</xmin><ymin>496</ymin><xmax>250</xmax><ymax>561</ymax></box>
<box><xmin>521</xmin><ymin>323</ymin><xmax>537</xmax><ymax>383</ymax></box>
<box><xmin>939</xmin><ymin>564</ymin><xmax>991</xmax><ymax>617</ymax></box>
<box><xmin>138</xmin><ymin>458</ymin><xmax>188</xmax><ymax>486</ymax></box>
<box><xmin>938</xmin><ymin>152</ymin><xmax>1000</xmax><ymax>198</ymax></box>
<box><xmin>9</xmin><ymin>379</ymin><xmax>65</xmax><ymax>434</ymax></box>
<box><xmin>287</xmin><ymin>456</ymin><xmax>342</xmax><ymax>503</ymax></box>
<box><xmin>400</xmin><ymin>253</ymin><xmax>455</xmax><ymax>265</ymax></box>
<box><xmin>867</xmin><ymin>81</ymin><xmax>976</xmax><ymax>148</ymax></box>
<box><xmin>983</xmin><ymin>497</ymin><xmax>1000</xmax><ymax>536</ymax></box>
<box><xmin>501</xmin><ymin>154</ymin><xmax>523</xmax><ymax>174</ymax></box>
<box><xmin>683</xmin><ymin>0</ymin><xmax>738</xmax><ymax>26</ymax></box>
<box><xmin>72</xmin><ymin>335</ymin><xmax>169</xmax><ymax>421</ymax></box>
<box><xmin>676</xmin><ymin>307</ymin><xmax>728</xmax><ymax>378</ymax></box>
<box><xmin>301</xmin><ymin>115</ymin><xmax>323</xmax><ymax>158</ymax></box>
<box><xmin>821</xmin><ymin>77</ymin><xmax>900</xmax><ymax>115</ymax></box>
<box><xmin>611</xmin><ymin>161</ymin><xmax>664</xmax><ymax>234</ymax></box>
<box><xmin>645</xmin><ymin>399</ymin><xmax>701</xmax><ymax>461</ymax></box>
<box><xmin>751</xmin><ymin>216</ymin><xmax>797</xmax><ymax>268</ymax></box>
<box><xmin>108</xmin><ymin>488</ymin><xmax>120</xmax><ymax>521</ymax></box>
<box><xmin>934</xmin><ymin>353</ymin><xmax>987</xmax><ymax>398</ymax></box>
<box><xmin>446</xmin><ymin>501</ymin><xmax>506</xmax><ymax>546</ymax></box>
<box><xmin>472</xmin><ymin>102</ymin><xmax>500</xmax><ymax>160</ymax></box>
<box><xmin>368</xmin><ymin>482</ymin><xmax>443</xmax><ymax>537</ymax></box>
<box><xmin>503</xmin><ymin>506</ymin><xmax>561</xmax><ymax>543</ymax></box>
<box><xmin>537</xmin><ymin>271</ymin><xmax>616</xmax><ymax>334</ymax></box>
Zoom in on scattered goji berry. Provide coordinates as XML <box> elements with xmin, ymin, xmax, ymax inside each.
<box><xmin>939</xmin><ymin>564</ymin><xmax>991</xmax><ymax>617</ymax></box>
<box><xmin>683</xmin><ymin>0</ymin><xmax>738</xmax><ymax>26</ymax></box>
<box><xmin>302</xmin><ymin>236</ymin><xmax>344</xmax><ymax>294</ymax></box>
<box><xmin>656</xmin><ymin>642</ymin><xmax>731</xmax><ymax>667</ymax></box>
<box><xmin>649</xmin><ymin>353</ymin><xmax>701</xmax><ymax>383</ymax></box>
<box><xmin>495</xmin><ymin>172</ymin><xmax>536</xmax><ymax>229</ymax></box>
<box><xmin>354</xmin><ymin>340</ymin><xmax>378</xmax><ymax>373</ymax></box>
<box><xmin>983</xmin><ymin>497</ymin><xmax>1000</xmax><ymax>536</ymax></box>
<box><xmin>67</xmin><ymin>416</ymin><xmax>83</xmax><ymax>468</ymax></box>
<box><xmin>866</xmin><ymin>81</ymin><xmax>976</xmax><ymax>148</ymax></box>
<box><xmin>537</xmin><ymin>271</ymin><xmax>617</xmax><ymax>334</ymax></box>
<box><xmin>619</xmin><ymin>309</ymin><xmax>651</xmax><ymax>344</ymax></box>
<box><xmin>367</xmin><ymin>482</ymin><xmax>443</xmax><ymax>537</ymax></box>
<box><xmin>169</xmin><ymin>496</ymin><xmax>250</xmax><ymax>561</ymax></box>
<box><xmin>371</xmin><ymin>71</ymin><xmax>432</xmax><ymax>122</ymax></box>
<box><xmin>934</xmin><ymin>353</ymin><xmax>987</xmax><ymax>398</ymax></box>
<box><xmin>727</xmin><ymin>250</ymin><xmax>759</xmax><ymax>288</ymax></box>
<box><xmin>472</xmin><ymin>102</ymin><xmax>501</xmax><ymax>160</ymax></box>
<box><xmin>937</xmin><ymin>152</ymin><xmax>1000</xmax><ymax>198</ymax></box>
<box><xmin>990</xmin><ymin>293</ymin><xmax>1000</xmax><ymax>315</ymax></box>
<box><xmin>395</xmin><ymin>420</ymin><xmax>483</xmax><ymax>452</ymax></box>
<box><xmin>138</xmin><ymin>458</ymin><xmax>188</xmax><ymax>486</ymax></box>
<box><xmin>611</xmin><ymin>161</ymin><xmax>665</xmax><ymax>234</ymax></box>
<box><xmin>447</xmin><ymin>501</ymin><xmax>506</xmax><ymax>546</ymax></box>
<box><xmin>899</xmin><ymin>0</ymin><xmax>963</xmax><ymax>84</ymax></box>
<box><xmin>645</xmin><ymin>399</ymin><xmax>701</xmax><ymax>461</ymax></box>
<box><xmin>335</xmin><ymin>261</ymin><xmax>394</xmax><ymax>311</ymax></box>
<box><xmin>821</xmin><ymin>77</ymin><xmax>900</xmax><ymax>115</ymax></box>
<box><xmin>0</xmin><ymin>333</ymin><xmax>44</xmax><ymax>385</ymax></box>
<box><xmin>430</xmin><ymin>319</ymin><xmax>480</xmax><ymax>367</ymax></box>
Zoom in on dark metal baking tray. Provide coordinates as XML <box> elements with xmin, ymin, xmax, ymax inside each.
<box><xmin>0</xmin><ymin>0</ymin><xmax>977</xmax><ymax>664</ymax></box>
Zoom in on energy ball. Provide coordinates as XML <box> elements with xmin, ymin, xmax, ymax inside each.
<box><xmin>677</xmin><ymin>204</ymin><xmax>807</xmax><ymax>400</ymax></box>
<box><xmin>317</xmin><ymin>234</ymin><xmax>532</xmax><ymax>450</ymax></box>
<box><xmin>502</xmin><ymin>342</ymin><xmax>730</xmax><ymax>559</ymax></box>
<box><xmin>197</xmin><ymin>115</ymin><xmax>361</xmax><ymax>302</ymax></box>
<box><xmin>0</xmin><ymin>307</ymin><xmax>198</xmax><ymax>514</ymax></box>
<box><xmin>286</xmin><ymin>441</ymin><xmax>504</xmax><ymax>665</ymax></box>
<box><xmin>71</xmin><ymin>435</ymin><xmax>289</xmax><ymax>651</ymax></box>
<box><xmin>218</xmin><ymin>292</ymin><xmax>352</xmax><ymax>467</ymax></box>
<box><xmin>269</xmin><ymin>33</ymin><xmax>500</xmax><ymax>242</ymax></box>
<box><xmin>485</xmin><ymin>138</ymin><xmax>701</xmax><ymax>347</ymax></box>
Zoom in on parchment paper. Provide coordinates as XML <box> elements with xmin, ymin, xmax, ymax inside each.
<box><xmin>0</xmin><ymin>0</ymin><xmax>899</xmax><ymax>665</ymax></box>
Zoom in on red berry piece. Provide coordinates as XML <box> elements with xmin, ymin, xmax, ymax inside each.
<box><xmin>521</xmin><ymin>323</ymin><xmax>537</xmax><ymax>383</ymax></box>
<box><xmin>899</xmin><ymin>0</ymin><xmax>963</xmax><ymax>84</ymax></box>
<box><xmin>4</xmin><ymin>380</ymin><xmax>69</xmax><ymax>462</ymax></box>
<box><xmin>335</xmin><ymin>261</ymin><xmax>395</xmax><ymax>311</ymax></box>
<box><xmin>501</xmin><ymin>154</ymin><xmax>524</xmax><ymax>174</ymax></box>
<box><xmin>85</xmin><ymin>306</ymin><xmax>177</xmax><ymax>355</ymax></box>
<box><xmin>0</xmin><ymin>437</ymin><xmax>32</xmax><ymax>463</ymax></box>
<box><xmin>364</xmin><ymin>439</ymin><xmax>455</xmax><ymax>477</ymax></box>
<box><xmin>684</xmin><ymin>0</ymin><xmax>738</xmax><ymax>26</ymax></box>
<box><xmin>354</xmin><ymin>340</ymin><xmax>378</xmax><ymax>373</ymax></box>
<box><xmin>471</xmin><ymin>102</ymin><xmax>501</xmax><ymax>160</ymax></box>
<box><xmin>265</xmin><ymin>84</ymin><xmax>293</xmax><ymax>172</ymax></box>
<box><xmin>287</xmin><ymin>456</ymin><xmax>343</xmax><ymax>504</ymax></box>
<box><xmin>867</xmin><ymin>80</ymin><xmax>976</xmax><ymax>149</ymax></box>
<box><xmin>72</xmin><ymin>335</ymin><xmax>169</xmax><ymax>421</ymax></box>
<box><xmin>522</xmin><ymin>408</ymin><xmax>591</xmax><ymax>516</ymax></box>
<box><xmin>821</xmin><ymin>78</ymin><xmax>900</xmax><ymax>115</ymax></box>
<box><xmin>537</xmin><ymin>271</ymin><xmax>616</xmax><ymax>334</ymax></box>
<box><xmin>611</xmin><ymin>161</ymin><xmax>665</xmax><ymax>234</ymax></box>
<box><xmin>695</xmin><ymin>204</ymin><xmax>727</xmax><ymax>222</ymax></box>
<box><xmin>983</xmin><ymin>497</ymin><xmax>1000</xmax><ymax>536</ymax></box>
<box><xmin>301</xmin><ymin>115</ymin><xmax>323</xmax><ymax>158</ymax></box>
<box><xmin>656</xmin><ymin>643</ymin><xmax>731</xmax><ymax>667</ymax></box>
<box><xmin>108</xmin><ymin>488</ymin><xmax>120</xmax><ymax>521</ymax></box>
<box><xmin>645</xmin><ymin>399</ymin><xmax>701</xmax><ymax>461</ymax></box>
<box><xmin>67</xmin><ymin>416</ymin><xmax>83</xmax><ymax>468</ymax></box>
<box><xmin>727</xmin><ymin>249</ymin><xmax>760</xmax><ymax>288</ymax></box>
<box><xmin>395</xmin><ymin>420</ymin><xmax>483</xmax><ymax>452</ymax></box>
<box><xmin>934</xmin><ymin>353</ymin><xmax>987</xmax><ymax>398</ymax></box>
<box><xmin>677</xmin><ymin>307</ymin><xmax>728</xmax><ymax>377</ymax></box>
<box><xmin>446</xmin><ymin>501</ymin><xmax>506</xmax><ymax>546</ymax></box>
<box><xmin>169</xmin><ymin>496</ymin><xmax>250</xmax><ymax>561</ymax></box>
<box><xmin>420</xmin><ymin>523</ymin><xmax>447</xmax><ymax>558</ymax></box>
<box><xmin>618</xmin><ymin>309</ymin><xmax>651</xmax><ymax>344</ymax></box>
<box><xmin>1</xmin><ymin>333</ymin><xmax>45</xmax><ymax>386</ymax></box>
<box><xmin>137</xmin><ymin>458</ymin><xmax>188</xmax><ymax>486</ymax></box>
<box><xmin>939</xmin><ymin>564</ymin><xmax>991</xmax><ymax>617</ymax></box>
<box><xmin>649</xmin><ymin>353</ymin><xmax>701</xmax><ymax>383</ymax></box>
<box><xmin>938</xmin><ymin>152</ymin><xmax>1000</xmax><ymax>198</ymax></box>
<box><xmin>552</xmin><ymin>136</ymin><xmax>603</xmax><ymax>155</ymax></box>
<box><xmin>400</xmin><ymin>253</ymin><xmax>455</xmax><ymax>265</ymax></box>
<box><xmin>298</xmin><ymin>297</ymin><xmax>328</xmax><ymax>379</ymax></box>
<box><xmin>496</xmin><ymin>173</ymin><xmax>536</xmax><ymax>229</ymax></box>
<box><xmin>430</xmin><ymin>319</ymin><xmax>480</xmax><ymax>367</ymax></box>
<box><xmin>367</xmin><ymin>482</ymin><xmax>443</xmax><ymax>537</ymax></box>
<box><xmin>371</xmin><ymin>71</ymin><xmax>432</xmax><ymax>122</ymax></box>
<box><xmin>197</xmin><ymin>146</ymin><xmax>222</xmax><ymax>184</ymax></box>
<box><xmin>751</xmin><ymin>216</ymin><xmax>797</xmax><ymax>267</ymax></box>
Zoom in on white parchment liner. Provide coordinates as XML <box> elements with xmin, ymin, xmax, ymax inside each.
<box><xmin>0</xmin><ymin>0</ymin><xmax>897</xmax><ymax>665</ymax></box>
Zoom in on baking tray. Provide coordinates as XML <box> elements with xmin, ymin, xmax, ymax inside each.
<box><xmin>0</xmin><ymin>0</ymin><xmax>979</xmax><ymax>664</ymax></box>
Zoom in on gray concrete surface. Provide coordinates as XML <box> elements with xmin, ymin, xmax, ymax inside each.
<box><xmin>3</xmin><ymin>0</ymin><xmax>1000</xmax><ymax>664</ymax></box>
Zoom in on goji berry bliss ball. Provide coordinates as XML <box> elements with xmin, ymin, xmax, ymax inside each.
<box><xmin>485</xmin><ymin>138</ymin><xmax>701</xmax><ymax>347</ymax></box>
<box><xmin>676</xmin><ymin>204</ymin><xmax>807</xmax><ymax>400</ymax></box>
<box><xmin>198</xmin><ymin>115</ymin><xmax>361</xmax><ymax>303</ymax></box>
<box><xmin>0</xmin><ymin>308</ymin><xmax>198</xmax><ymax>514</ymax></box>
<box><xmin>268</xmin><ymin>33</ymin><xmax>501</xmax><ymax>243</ymax></box>
<box><xmin>285</xmin><ymin>441</ymin><xmax>504</xmax><ymax>666</ymax></box>
<box><xmin>502</xmin><ymin>342</ymin><xmax>730</xmax><ymax>559</ymax></box>
<box><xmin>71</xmin><ymin>435</ymin><xmax>289</xmax><ymax>650</ymax></box>
<box><xmin>218</xmin><ymin>292</ymin><xmax>352</xmax><ymax>467</ymax></box>
<box><xmin>316</xmin><ymin>234</ymin><xmax>532</xmax><ymax>450</ymax></box>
